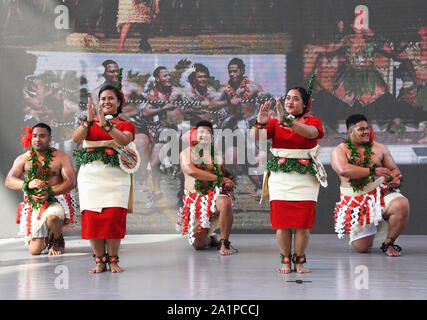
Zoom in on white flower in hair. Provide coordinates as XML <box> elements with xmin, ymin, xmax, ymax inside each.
<box><xmin>143</xmin><ymin>75</ymin><xmax>156</xmax><ymax>94</ymax></box>
<box><xmin>180</xmin><ymin>65</ymin><xmax>196</xmax><ymax>89</ymax></box>
<box><xmin>96</xmin><ymin>65</ymin><xmax>105</xmax><ymax>81</ymax></box>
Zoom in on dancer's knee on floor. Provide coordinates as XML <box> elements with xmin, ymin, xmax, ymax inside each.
<box><xmin>351</xmin><ymin>237</ymin><xmax>374</xmax><ymax>253</ymax></box>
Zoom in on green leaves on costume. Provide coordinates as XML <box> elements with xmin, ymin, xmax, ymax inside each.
<box><xmin>266</xmin><ymin>157</ymin><xmax>317</xmax><ymax>176</ymax></box>
<box><xmin>344</xmin><ymin>138</ymin><xmax>374</xmax><ymax>192</ymax></box>
<box><xmin>73</xmin><ymin>147</ymin><xmax>119</xmax><ymax>167</ymax></box>
<box><xmin>23</xmin><ymin>147</ymin><xmax>56</xmax><ymax>210</ymax></box>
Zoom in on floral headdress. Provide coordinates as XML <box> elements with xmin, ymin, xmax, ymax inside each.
<box><xmin>20</xmin><ymin>127</ymin><xmax>33</xmax><ymax>150</ymax></box>
<box><xmin>305</xmin><ymin>73</ymin><xmax>316</xmax><ymax>113</ymax></box>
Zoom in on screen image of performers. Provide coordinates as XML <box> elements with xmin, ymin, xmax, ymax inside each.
<box><xmin>142</xmin><ymin>66</ymin><xmax>184</xmax><ymax>201</ymax></box>
<box><xmin>219</xmin><ymin>57</ymin><xmax>269</xmax><ymax>199</ymax></box>
<box><xmin>181</xmin><ymin>63</ymin><xmax>227</xmax><ymax>128</ymax></box>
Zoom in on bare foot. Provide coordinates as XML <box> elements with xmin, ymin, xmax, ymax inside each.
<box><xmin>385</xmin><ymin>246</ymin><xmax>401</xmax><ymax>257</ymax></box>
<box><xmin>48</xmin><ymin>247</ymin><xmax>63</xmax><ymax>256</ymax></box>
<box><xmin>295</xmin><ymin>264</ymin><xmax>310</xmax><ymax>274</ymax></box>
<box><xmin>48</xmin><ymin>235</ymin><xmax>65</xmax><ymax>256</ymax></box>
<box><xmin>278</xmin><ymin>264</ymin><xmax>291</xmax><ymax>274</ymax></box>
<box><xmin>218</xmin><ymin>239</ymin><xmax>233</xmax><ymax>256</ymax></box>
<box><xmin>89</xmin><ymin>263</ymin><xmax>106</xmax><ymax>274</ymax></box>
<box><xmin>219</xmin><ymin>243</ymin><xmax>233</xmax><ymax>256</ymax></box>
<box><xmin>109</xmin><ymin>262</ymin><xmax>124</xmax><ymax>273</ymax></box>
<box><xmin>381</xmin><ymin>238</ymin><xmax>402</xmax><ymax>257</ymax></box>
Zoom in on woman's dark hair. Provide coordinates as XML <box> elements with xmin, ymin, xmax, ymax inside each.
<box><xmin>286</xmin><ymin>87</ymin><xmax>310</xmax><ymax>111</ymax></box>
<box><xmin>99</xmin><ymin>84</ymin><xmax>123</xmax><ymax>113</ymax></box>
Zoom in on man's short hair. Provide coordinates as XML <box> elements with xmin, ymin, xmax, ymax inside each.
<box><xmin>33</xmin><ymin>123</ymin><xmax>52</xmax><ymax>135</ymax></box>
<box><xmin>188</xmin><ymin>63</ymin><xmax>210</xmax><ymax>84</ymax></box>
<box><xmin>195</xmin><ymin>120</ymin><xmax>213</xmax><ymax>132</ymax></box>
<box><xmin>228</xmin><ymin>57</ymin><xmax>245</xmax><ymax>71</ymax></box>
<box><xmin>346</xmin><ymin>114</ymin><xmax>368</xmax><ymax>129</ymax></box>
<box><xmin>153</xmin><ymin>66</ymin><xmax>167</xmax><ymax>79</ymax></box>
<box><xmin>102</xmin><ymin>59</ymin><xmax>118</xmax><ymax>70</ymax></box>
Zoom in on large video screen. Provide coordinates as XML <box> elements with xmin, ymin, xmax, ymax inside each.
<box><xmin>1</xmin><ymin>0</ymin><xmax>425</xmax><ymax>235</ymax></box>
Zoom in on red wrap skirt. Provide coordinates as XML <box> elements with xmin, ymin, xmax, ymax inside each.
<box><xmin>270</xmin><ymin>200</ymin><xmax>316</xmax><ymax>229</ymax></box>
<box><xmin>81</xmin><ymin>207</ymin><xmax>127</xmax><ymax>239</ymax></box>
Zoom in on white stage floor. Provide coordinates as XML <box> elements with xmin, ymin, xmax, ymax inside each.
<box><xmin>1</xmin><ymin>234</ymin><xmax>427</xmax><ymax>301</ymax></box>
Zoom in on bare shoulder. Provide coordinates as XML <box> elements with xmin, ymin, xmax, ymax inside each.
<box><xmin>15</xmin><ymin>152</ymin><xmax>29</xmax><ymax>165</ymax></box>
<box><xmin>180</xmin><ymin>147</ymin><xmax>191</xmax><ymax>161</ymax></box>
<box><xmin>372</xmin><ymin>141</ymin><xmax>390</xmax><ymax>154</ymax></box>
<box><xmin>372</xmin><ymin>141</ymin><xmax>387</xmax><ymax>150</ymax></box>
<box><xmin>332</xmin><ymin>142</ymin><xmax>347</xmax><ymax>154</ymax></box>
<box><xmin>53</xmin><ymin>149</ymin><xmax>72</xmax><ymax>162</ymax></box>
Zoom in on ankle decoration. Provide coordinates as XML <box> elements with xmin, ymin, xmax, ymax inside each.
<box><xmin>380</xmin><ymin>237</ymin><xmax>402</xmax><ymax>253</ymax></box>
<box><xmin>93</xmin><ymin>254</ymin><xmax>109</xmax><ymax>264</ymax></box>
<box><xmin>217</xmin><ymin>238</ymin><xmax>230</xmax><ymax>250</ymax></box>
<box><xmin>217</xmin><ymin>238</ymin><xmax>239</xmax><ymax>253</ymax></box>
<box><xmin>108</xmin><ymin>255</ymin><xmax>120</xmax><ymax>264</ymax></box>
<box><xmin>280</xmin><ymin>253</ymin><xmax>292</xmax><ymax>264</ymax></box>
<box><xmin>292</xmin><ymin>253</ymin><xmax>307</xmax><ymax>264</ymax></box>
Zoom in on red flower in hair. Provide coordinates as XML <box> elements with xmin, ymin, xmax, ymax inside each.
<box><xmin>20</xmin><ymin>127</ymin><xmax>33</xmax><ymax>150</ymax></box>
<box><xmin>368</xmin><ymin>128</ymin><xmax>375</xmax><ymax>145</ymax></box>
<box><xmin>189</xmin><ymin>127</ymin><xmax>198</xmax><ymax>147</ymax></box>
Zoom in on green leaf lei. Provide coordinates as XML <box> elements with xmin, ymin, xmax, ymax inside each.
<box><xmin>266</xmin><ymin>157</ymin><xmax>317</xmax><ymax>176</ymax></box>
<box><xmin>73</xmin><ymin>147</ymin><xmax>119</xmax><ymax>166</ymax></box>
<box><xmin>192</xmin><ymin>143</ymin><xmax>223</xmax><ymax>196</ymax></box>
<box><xmin>22</xmin><ymin>147</ymin><xmax>55</xmax><ymax>210</ymax></box>
<box><xmin>344</xmin><ymin>138</ymin><xmax>375</xmax><ymax>192</ymax></box>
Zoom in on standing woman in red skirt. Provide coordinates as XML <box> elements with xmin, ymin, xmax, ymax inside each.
<box><xmin>73</xmin><ymin>84</ymin><xmax>136</xmax><ymax>273</ymax></box>
<box><xmin>250</xmin><ymin>77</ymin><xmax>327</xmax><ymax>274</ymax></box>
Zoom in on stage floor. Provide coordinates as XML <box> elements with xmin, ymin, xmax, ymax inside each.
<box><xmin>0</xmin><ymin>234</ymin><xmax>426</xmax><ymax>300</ymax></box>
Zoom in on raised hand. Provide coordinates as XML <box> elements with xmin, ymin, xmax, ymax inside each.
<box><xmin>97</xmin><ymin>100</ymin><xmax>106</xmax><ymax>126</ymax></box>
<box><xmin>275</xmin><ymin>97</ymin><xmax>284</xmax><ymax>122</ymax></box>
<box><xmin>257</xmin><ymin>100</ymin><xmax>271</xmax><ymax>124</ymax></box>
<box><xmin>87</xmin><ymin>97</ymin><xmax>96</xmax><ymax>122</ymax></box>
